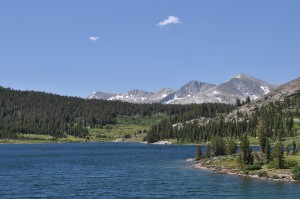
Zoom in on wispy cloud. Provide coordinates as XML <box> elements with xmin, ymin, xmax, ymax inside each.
<box><xmin>89</xmin><ymin>36</ymin><xmax>100</xmax><ymax>41</ymax></box>
<box><xmin>157</xmin><ymin>16</ymin><xmax>181</xmax><ymax>27</ymax></box>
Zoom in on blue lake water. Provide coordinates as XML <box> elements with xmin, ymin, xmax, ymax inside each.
<box><xmin>0</xmin><ymin>142</ymin><xmax>299</xmax><ymax>198</ymax></box>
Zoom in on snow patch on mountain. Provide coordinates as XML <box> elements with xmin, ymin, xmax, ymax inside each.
<box><xmin>88</xmin><ymin>92</ymin><xmax>97</xmax><ymax>99</ymax></box>
<box><xmin>260</xmin><ymin>86</ymin><xmax>271</xmax><ymax>94</ymax></box>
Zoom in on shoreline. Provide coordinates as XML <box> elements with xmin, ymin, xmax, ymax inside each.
<box><xmin>0</xmin><ymin>138</ymin><xmax>260</xmax><ymax>146</ymax></box>
<box><xmin>192</xmin><ymin>158</ymin><xmax>298</xmax><ymax>183</ymax></box>
<box><xmin>0</xmin><ymin>138</ymin><xmax>198</xmax><ymax>146</ymax></box>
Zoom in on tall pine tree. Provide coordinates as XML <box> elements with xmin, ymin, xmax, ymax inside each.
<box><xmin>196</xmin><ymin>144</ymin><xmax>203</xmax><ymax>160</ymax></box>
<box><xmin>257</xmin><ymin>112</ymin><xmax>268</xmax><ymax>153</ymax></box>
<box><xmin>272</xmin><ymin>142</ymin><xmax>285</xmax><ymax>169</ymax></box>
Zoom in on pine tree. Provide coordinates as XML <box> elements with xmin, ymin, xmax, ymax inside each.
<box><xmin>210</xmin><ymin>136</ymin><xmax>226</xmax><ymax>156</ymax></box>
<box><xmin>286</xmin><ymin>145</ymin><xmax>290</xmax><ymax>156</ymax></box>
<box><xmin>196</xmin><ymin>144</ymin><xmax>202</xmax><ymax>160</ymax></box>
<box><xmin>264</xmin><ymin>139</ymin><xmax>271</xmax><ymax>163</ymax></box>
<box><xmin>239</xmin><ymin>134</ymin><xmax>253</xmax><ymax>165</ymax></box>
<box><xmin>257</xmin><ymin>112</ymin><xmax>268</xmax><ymax>153</ymax></box>
<box><xmin>286</xmin><ymin>117</ymin><xmax>294</xmax><ymax>136</ymax></box>
<box><xmin>245</xmin><ymin>96</ymin><xmax>251</xmax><ymax>104</ymax></box>
<box><xmin>272</xmin><ymin>142</ymin><xmax>285</xmax><ymax>169</ymax></box>
<box><xmin>292</xmin><ymin>140</ymin><xmax>297</xmax><ymax>155</ymax></box>
<box><xmin>226</xmin><ymin>139</ymin><xmax>237</xmax><ymax>155</ymax></box>
<box><xmin>206</xmin><ymin>143</ymin><xmax>212</xmax><ymax>158</ymax></box>
<box><xmin>235</xmin><ymin>98</ymin><xmax>242</xmax><ymax>107</ymax></box>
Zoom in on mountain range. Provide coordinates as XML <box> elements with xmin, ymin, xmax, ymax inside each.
<box><xmin>88</xmin><ymin>73</ymin><xmax>277</xmax><ymax>104</ymax></box>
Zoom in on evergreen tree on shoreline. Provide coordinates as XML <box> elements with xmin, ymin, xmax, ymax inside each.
<box><xmin>264</xmin><ymin>139</ymin><xmax>271</xmax><ymax>163</ymax></box>
<box><xmin>206</xmin><ymin>143</ymin><xmax>212</xmax><ymax>158</ymax></box>
<box><xmin>226</xmin><ymin>139</ymin><xmax>237</xmax><ymax>155</ymax></box>
<box><xmin>196</xmin><ymin>145</ymin><xmax>203</xmax><ymax>160</ymax></box>
<box><xmin>210</xmin><ymin>136</ymin><xmax>226</xmax><ymax>156</ymax></box>
<box><xmin>239</xmin><ymin>134</ymin><xmax>253</xmax><ymax>165</ymax></box>
<box><xmin>272</xmin><ymin>142</ymin><xmax>285</xmax><ymax>169</ymax></box>
<box><xmin>292</xmin><ymin>140</ymin><xmax>297</xmax><ymax>155</ymax></box>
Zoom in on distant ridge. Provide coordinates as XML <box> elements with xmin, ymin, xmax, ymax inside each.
<box><xmin>88</xmin><ymin>73</ymin><xmax>277</xmax><ymax>104</ymax></box>
<box><xmin>88</xmin><ymin>88</ymin><xmax>175</xmax><ymax>103</ymax></box>
<box><xmin>88</xmin><ymin>91</ymin><xmax>116</xmax><ymax>100</ymax></box>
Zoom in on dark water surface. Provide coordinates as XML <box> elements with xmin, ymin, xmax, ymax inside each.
<box><xmin>0</xmin><ymin>143</ymin><xmax>299</xmax><ymax>198</ymax></box>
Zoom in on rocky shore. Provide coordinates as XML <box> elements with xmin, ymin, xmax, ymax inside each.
<box><xmin>151</xmin><ymin>140</ymin><xmax>172</xmax><ymax>145</ymax></box>
<box><xmin>192</xmin><ymin>156</ymin><xmax>297</xmax><ymax>183</ymax></box>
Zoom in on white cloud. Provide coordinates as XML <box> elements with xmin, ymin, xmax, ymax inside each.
<box><xmin>157</xmin><ymin>16</ymin><xmax>181</xmax><ymax>27</ymax></box>
<box><xmin>89</xmin><ymin>36</ymin><xmax>100</xmax><ymax>41</ymax></box>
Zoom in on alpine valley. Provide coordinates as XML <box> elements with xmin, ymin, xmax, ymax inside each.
<box><xmin>88</xmin><ymin>73</ymin><xmax>277</xmax><ymax>104</ymax></box>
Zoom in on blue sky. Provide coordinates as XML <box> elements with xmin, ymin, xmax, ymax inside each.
<box><xmin>1</xmin><ymin>0</ymin><xmax>299</xmax><ymax>97</ymax></box>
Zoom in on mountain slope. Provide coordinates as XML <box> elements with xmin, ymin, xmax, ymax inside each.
<box><xmin>148</xmin><ymin>88</ymin><xmax>175</xmax><ymax>102</ymax></box>
<box><xmin>88</xmin><ymin>91</ymin><xmax>116</xmax><ymax>100</ymax></box>
<box><xmin>226</xmin><ymin>76</ymin><xmax>300</xmax><ymax>120</ymax></box>
<box><xmin>196</xmin><ymin>74</ymin><xmax>276</xmax><ymax>104</ymax></box>
<box><xmin>161</xmin><ymin>81</ymin><xmax>216</xmax><ymax>104</ymax></box>
<box><xmin>108</xmin><ymin>89</ymin><xmax>154</xmax><ymax>103</ymax></box>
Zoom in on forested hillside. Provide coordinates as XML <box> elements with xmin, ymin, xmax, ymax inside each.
<box><xmin>146</xmin><ymin>93</ymin><xmax>300</xmax><ymax>143</ymax></box>
<box><xmin>0</xmin><ymin>86</ymin><xmax>233</xmax><ymax>140</ymax></box>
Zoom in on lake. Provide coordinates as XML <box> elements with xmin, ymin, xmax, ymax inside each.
<box><xmin>0</xmin><ymin>143</ymin><xmax>299</xmax><ymax>198</ymax></box>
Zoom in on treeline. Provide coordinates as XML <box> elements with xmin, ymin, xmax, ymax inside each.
<box><xmin>196</xmin><ymin>135</ymin><xmax>296</xmax><ymax>172</ymax></box>
<box><xmin>146</xmin><ymin>93</ymin><xmax>300</xmax><ymax>143</ymax></box>
<box><xmin>0</xmin><ymin>86</ymin><xmax>233</xmax><ymax>139</ymax></box>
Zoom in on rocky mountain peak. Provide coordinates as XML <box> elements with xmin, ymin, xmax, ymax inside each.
<box><xmin>160</xmin><ymin>81</ymin><xmax>216</xmax><ymax>104</ymax></box>
<box><xmin>226</xmin><ymin>76</ymin><xmax>300</xmax><ymax>120</ymax></box>
<box><xmin>176</xmin><ymin>81</ymin><xmax>216</xmax><ymax>98</ymax></box>
<box><xmin>218</xmin><ymin>73</ymin><xmax>276</xmax><ymax>99</ymax></box>
<box><xmin>148</xmin><ymin>88</ymin><xmax>175</xmax><ymax>102</ymax></box>
<box><xmin>234</xmin><ymin>73</ymin><xmax>250</xmax><ymax>79</ymax></box>
<box><xmin>87</xmin><ymin>91</ymin><xmax>116</xmax><ymax>100</ymax></box>
<box><xmin>126</xmin><ymin>89</ymin><xmax>154</xmax><ymax>96</ymax></box>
